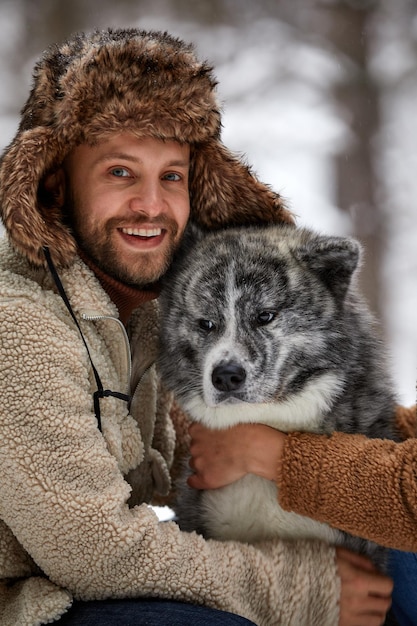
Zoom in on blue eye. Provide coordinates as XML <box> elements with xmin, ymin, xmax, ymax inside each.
<box><xmin>163</xmin><ymin>172</ymin><xmax>181</xmax><ymax>181</ymax></box>
<box><xmin>111</xmin><ymin>167</ymin><xmax>130</xmax><ymax>177</ymax></box>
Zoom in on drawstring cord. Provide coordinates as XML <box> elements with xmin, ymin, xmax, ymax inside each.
<box><xmin>43</xmin><ymin>246</ymin><xmax>130</xmax><ymax>431</ymax></box>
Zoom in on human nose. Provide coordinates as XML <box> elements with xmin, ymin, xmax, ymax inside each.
<box><xmin>129</xmin><ymin>178</ymin><xmax>165</xmax><ymax>216</ymax></box>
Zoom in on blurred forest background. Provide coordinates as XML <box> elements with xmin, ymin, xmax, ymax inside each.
<box><xmin>0</xmin><ymin>0</ymin><xmax>415</xmax><ymax>404</ymax></box>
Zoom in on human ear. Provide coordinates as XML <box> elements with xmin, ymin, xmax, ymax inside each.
<box><xmin>42</xmin><ymin>167</ymin><xmax>66</xmax><ymax>208</ymax></box>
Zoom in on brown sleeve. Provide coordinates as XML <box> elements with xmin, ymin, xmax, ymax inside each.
<box><xmin>396</xmin><ymin>404</ymin><xmax>416</xmax><ymax>439</ymax></box>
<box><xmin>277</xmin><ymin>408</ymin><xmax>417</xmax><ymax>551</ymax></box>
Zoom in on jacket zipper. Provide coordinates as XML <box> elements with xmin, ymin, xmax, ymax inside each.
<box><xmin>81</xmin><ymin>314</ymin><xmax>156</xmax><ymax>412</ymax></box>
<box><xmin>81</xmin><ymin>313</ymin><xmax>132</xmax><ymax>396</ymax></box>
<box><xmin>129</xmin><ymin>362</ymin><xmax>155</xmax><ymax>411</ymax></box>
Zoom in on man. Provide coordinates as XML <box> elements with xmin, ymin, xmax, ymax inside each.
<box><xmin>0</xmin><ymin>28</ymin><xmax>392</xmax><ymax>625</ymax></box>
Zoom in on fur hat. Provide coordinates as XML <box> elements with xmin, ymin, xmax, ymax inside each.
<box><xmin>0</xmin><ymin>28</ymin><xmax>293</xmax><ymax>268</ymax></box>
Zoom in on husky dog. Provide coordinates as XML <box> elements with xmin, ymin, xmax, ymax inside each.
<box><xmin>158</xmin><ymin>223</ymin><xmax>398</xmax><ymax>563</ymax></box>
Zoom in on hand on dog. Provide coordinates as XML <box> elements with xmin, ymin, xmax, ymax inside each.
<box><xmin>336</xmin><ymin>548</ymin><xmax>393</xmax><ymax>626</ymax></box>
<box><xmin>187</xmin><ymin>422</ymin><xmax>286</xmax><ymax>489</ymax></box>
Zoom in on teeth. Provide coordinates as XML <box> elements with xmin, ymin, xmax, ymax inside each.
<box><xmin>121</xmin><ymin>227</ymin><xmax>162</xmax><ymax>237</ymax></box>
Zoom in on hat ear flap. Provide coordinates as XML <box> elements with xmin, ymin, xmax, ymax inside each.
<box><xmin>189</xmin><ymin>141</ymin><xmax>294</xmax><ymax>229</ymax></box>
<box><xmin>0</xmin><ymin>128</ymin><xmax>77</xmax><ymax>267</ymax></box>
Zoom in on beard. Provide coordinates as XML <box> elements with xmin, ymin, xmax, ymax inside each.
<box><xmin>64</xmin><ymin>195</ymin><xmax>183</xmax><ymax>288</ymax></box>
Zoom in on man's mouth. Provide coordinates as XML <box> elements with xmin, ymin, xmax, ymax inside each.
<box><xmin>121</xmin><ymin>227</ymin><xmax>162</xmax><ymax>238</ymax></box>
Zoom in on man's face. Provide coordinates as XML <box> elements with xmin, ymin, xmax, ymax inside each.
<box><xmin>61</xmin><ymin>134</ymin><xmax>190</xmax><ymax>286</ymax></box>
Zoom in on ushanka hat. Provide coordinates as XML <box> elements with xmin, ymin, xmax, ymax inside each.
<box><xmin>0</xmin><ymin>28</ymin><xmax>293</xmax><ymax>268</ymax></box>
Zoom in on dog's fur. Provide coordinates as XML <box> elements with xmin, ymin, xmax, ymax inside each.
<box><xmin>158</xmin><ymin>223</ymin><xmax>399</xmax><ymax>565</ymax></box>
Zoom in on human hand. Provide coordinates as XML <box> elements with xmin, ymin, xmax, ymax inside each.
<box><xmin>336</xmin><ymin>548</ymin><xmax>393</xmax><ymax>626</ymax></box>
<box><xmin>187</xmin><ymin>422</ymin><xmax>286</xmax><ymax>489</ymax></box>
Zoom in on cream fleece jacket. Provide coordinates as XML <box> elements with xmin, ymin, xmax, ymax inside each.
<box><xmin>0</xmin><ymin>239</ymin><xmax>340</xmax><ymax>626</ymax></box>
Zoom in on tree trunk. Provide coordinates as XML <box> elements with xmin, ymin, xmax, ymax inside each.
<box><xmin>314</xmin><ymin>2</ymin><xmax>385</xmax><ymax>320</ymax></box>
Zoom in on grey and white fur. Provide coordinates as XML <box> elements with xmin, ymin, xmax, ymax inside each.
<box><xmin>158</xmin><ymin>223</ymin><xmax>399</xmax><ymax>566</ymax></box>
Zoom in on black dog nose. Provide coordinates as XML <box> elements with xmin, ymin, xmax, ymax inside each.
<box><xmin>212</xmin><ymin>363</ymin><xmax>246</xmax><ymax>392</ymax></box>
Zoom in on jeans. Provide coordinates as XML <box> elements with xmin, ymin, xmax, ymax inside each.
<box><xmin>388</xmin><ymin>550</ymin><xmax>417</xmax><ymax>626</ymax></box>
<box><xmin>56</xmin><ymin>598</ymin><xmax>256</xmax><ymax>625</ymax></box>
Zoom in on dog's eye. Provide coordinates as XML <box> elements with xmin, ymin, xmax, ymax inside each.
<box><xmin>198</xmin><ymin>319</ymin><xmax>216</xmax><ymax>332</ymax></box>
<box><xmin>256</xmin><ymin>311</ymin><xmax>276</xmax><ymax>326</ymax></box>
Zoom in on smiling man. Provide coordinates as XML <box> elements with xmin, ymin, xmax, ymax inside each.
<box><xmin>0</xmin><ymin>27</ymin><xmax>393</xmax><ymax>626</ymax></box>
<box><xmin>56</xmin><ymin>135</ymin><xmax>191</xmax><ymax>287</ymax></box>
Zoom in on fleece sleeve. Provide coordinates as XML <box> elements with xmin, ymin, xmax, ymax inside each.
<box><xmin>277</xmin><ymin>428</ymin><xmax>417</xmax><ymax>552</ymax></box>
<box><xmin>0</xmin><ymin>296</ymin><xmax>340</xmax><ymax>626</ymax></box>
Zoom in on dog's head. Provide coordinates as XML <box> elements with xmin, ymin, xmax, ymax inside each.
<box><xmin>158</xmin><ymin>224</ymin><xmax>362</xmax><ymax>429</ymax></box>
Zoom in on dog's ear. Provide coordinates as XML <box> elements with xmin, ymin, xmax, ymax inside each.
<box><xmin>171</xmin><ymin>220</ymin><xmax>208</xmax><ymax>266</ymax></box>
<box><xmin>160</xmin><ymin>220</ymin><xmax>209</xmax><ymax>286</ymax></box>
<box><xmin>179</xmin><ymin>220</ymin><xmax>207</xmax><ymax>252</ymax></box>
<box><xmin>293</xmin><ymin>234</ymin><xmax>361</xmax><ymax>301</ymax></box>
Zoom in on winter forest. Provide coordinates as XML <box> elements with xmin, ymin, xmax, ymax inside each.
<box><xmin>0</xmin><ymin>0</ymin><xmax>415</xmax><ymax>405</ymax></box>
